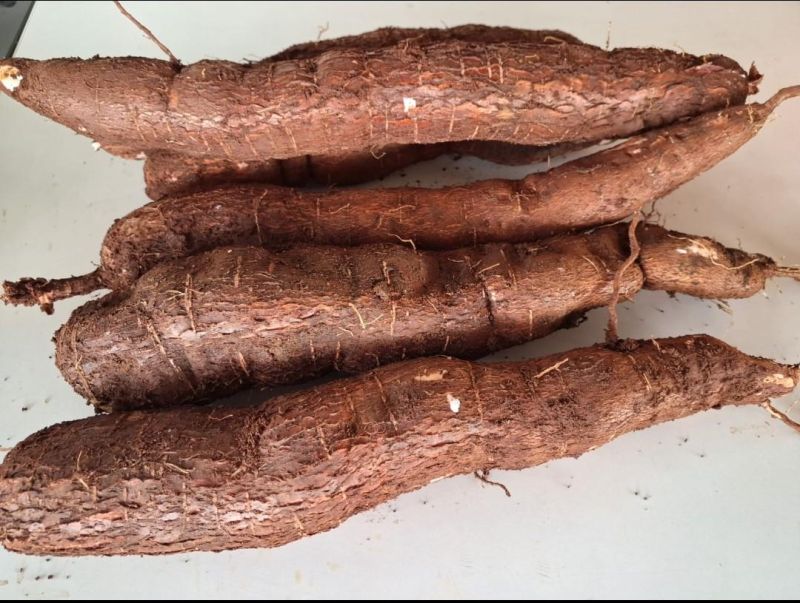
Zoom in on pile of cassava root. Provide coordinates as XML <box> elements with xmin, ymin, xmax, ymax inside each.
<box><xmin>1</xmin><ymin>16</ymin><xmax>799</xmax><ymax>557</ymax></box>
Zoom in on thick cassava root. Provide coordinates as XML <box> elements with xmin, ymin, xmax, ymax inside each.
<box><xmin>0</xmin><ymin>29</ymin><xmax>758</xmax><ymax>161</ymax></box>
<box><xmin>8</xmin><ymin>86</ymin><xmax>798</xmax><ymax>314</ymax></box>
<box><xmin>132</xmin><ymin>25</ymin><xmax>740</xmax><ymax>197</ymax></box>
<box><xmin>2</xmin><ymin>335</ymin><xmax>796</xmax><ymax>556</ymax></box>
<box><xmin>139</xmin><ymin>26</ymin><xmax>584</xmax><ymax>197</ymax></box>
<box><xmin>7</xmin><ymin>25</ymin><xmax>587</xmax><ymax>197</ymax></box>
<box><xmin>53</xmin><ymin>223</ymin><xmax>800</xmax><ymax>412</ymax></box>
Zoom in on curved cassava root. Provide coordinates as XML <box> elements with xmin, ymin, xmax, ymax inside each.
<box><xmin>0</xmin><ymin>30</ymin><xmax>758</xmax><ymax>161</ymax></box>
<box><xmin>54</xmin><ymin>223</ymin><xmax>800</xmax><ymax>412</ymax></box>
<box><xmin>2</xmin><ymin>335</ymin><xmax>797</xmax><ymax>556</ymax></box>
<box><xmin>8</xmin><ymin>86</ymin><xmax>798</xmax><ymax>314</ymax></box>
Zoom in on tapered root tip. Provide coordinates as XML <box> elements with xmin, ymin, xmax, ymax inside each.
<box><xmin>765</xmin><ymin>85</ymin><xmax>800</xmax><ymax>112</ymax></box>
<box><xmin>762</xmin><ymin>368</ymin><xmax>800</xmax><ymax>433</ymax></box>
<box><xmin>773</xmin><ymin>265</ymin><xmax>800</xmax><ymax>282</ymax></box>
<box><xmin>2</xmin><ymin>270</ymin><xmax>104</xmax><ymax>314</ymax></box>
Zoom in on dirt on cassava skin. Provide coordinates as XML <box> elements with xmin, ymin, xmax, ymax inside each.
<box><xmin>3</xmin><ymin>334</ymin><xmax>798</xmax><ymax>556</ymax></box>
<box><xmin>0</xmin><ymin>27</ymin><xmax>758</xmax><ymax>161</ymax></box>
<box><xmin>52</xmin><ymin>223</ymin><xmax>795</xmax><ymax>413</ymax></box>
<box><xmin>7</xmin><ymin>86</ymin><xmax>798</xmax><ymax>314</ymax></box>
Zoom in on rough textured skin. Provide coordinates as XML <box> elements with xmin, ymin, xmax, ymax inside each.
<box><xmin>637</xmin><ymin>226</ymin><xmax>777</xmax><ymax>297</ymax></box>
<box><xmin>2</xmin><ymin>335</ymin><xmax>797</xmax><ymax>556</ymax></box>
<box><xmin>0</xmin><ymin>35</ymin><xmax>757</xmax><ymax>161</ymax></box>
<box><xmin>7</xmin><ymin>88</ymin><xmax>795</xmax><ymax>314</ymax></box>
<box><xmin>53</xmin><ymin>224</ymin><xmax>790</xmax><ymax>413</ymax></box>
<box><xmin>268</xmin><ymin>25</ymin><xmax>583</xmax><ymax>61</ymax></box>
<box><xmin>138</xmin><ymin>26</ymin><xmax>586</xmax><ymax>198</ymax></box>
<box><xmin>143</xmin><ymin>140</ymin><xmax>580</xmax><ymax>200</ymax></box>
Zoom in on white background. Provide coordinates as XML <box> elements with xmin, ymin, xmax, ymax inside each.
<box><xmin>1</xmin><ymin>1</ymin><xmax>799</xmax><ymax>599</ymax></box>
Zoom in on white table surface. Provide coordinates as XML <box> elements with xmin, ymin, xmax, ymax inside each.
<box><xmin>1</xmin><ymin>1</ymin><xmax>799</xmax><ymax>599</ymax></box>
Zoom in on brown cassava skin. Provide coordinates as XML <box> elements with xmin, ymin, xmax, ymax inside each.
<box><xmin>2</xmin><ymin>335</ymin><xmax>797</xmax><ymax>556</ymax></box>
<box><xmin>0</xmin><ymin>35</ymin><xmax>757</xmax><ymax>161</ymax></box>
<box><xmin>8</xmin><ymin>88</ymin><xmax>796</xmax><ymax>314</ymax></box>
<box><xmin>268</xmin><ymin>25</ymin><xmax>583</xmax><ymax>61</ymax></box>
<box><xmin>143</xmin><ymin>140</ymin><xmax>580</xmax><ymax>200</ymax></box>
<box><xmin>142</xmin><ymin>26</ymin><xmax>584</xmax><ymax>198</ymax></box>
<box><xmin>54</xmin><ymin>224</ymin><xmax>792</xmax><ymax>413</ymax></box>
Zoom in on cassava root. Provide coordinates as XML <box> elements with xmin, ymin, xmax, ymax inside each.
<box><xmin>132</xmin><ymin>24</ymin><xmax>741</xmax><ymax>197</ymax></box>
<box><xmin>53</xmin><ymin>223</ymin><xmax>800</xmax><ymax>412</ymax></box>
<box><xmin>138</xmin><ymin>23</ymin><xmax>587</xmax><ymax>197</ymax></box>
<box><xmin>1</xmin><ymin>335</ymin><xmax>796</xmax><ymax>556</ymax></box>
<box><xmin>0</xmin><ymin>31</ymin><xmax>758</xmax><ymax>161</ymax></box>
<box><xmin>8</xmin><ymin>85</ymin><xmax>798</xmax><ymax>313</ymax></box>
<box><xmin>139</xmin><ymin>25</ymin><xmax>585</xmax><ymax>197</ymax></box>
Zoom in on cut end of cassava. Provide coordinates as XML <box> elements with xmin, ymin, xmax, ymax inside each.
<box><xmin>2</xmin><ymin>270</ymin><xmax>104</xmax><ymax>314</ymax></box>
<box><xmin>762</xmin><ymin>369</ymin><xmax>800</xmax><ymax>391</ymax></box>
<box><xmin>0</xmin><ymin>63</ymin><xmax>23</xmax><ymax>93</ymax></box>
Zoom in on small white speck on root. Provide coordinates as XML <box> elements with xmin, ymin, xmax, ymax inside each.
<box><xmin>446</xmin><ymin>392</ymin><xmax>461</xmax><ymax>413</ymax></box>
<box><xmin>135</xmin><ymin>152</ymin><xmax>147</xmax><ymax>160</ymax></box>
<box><xmin>402</xmin><ymin>97</ymin><xmax>417</xmax><ymax>113</ymax></box>
<box><xmin>91</xmin><ymin>141</ymin><xmax>102</xmax><ymax>151</ymax></box>
<box><xmin>0</xmin><ymin>65</ymin><xmax>22</xmax><ymax>92</ymax></box>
